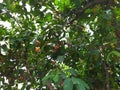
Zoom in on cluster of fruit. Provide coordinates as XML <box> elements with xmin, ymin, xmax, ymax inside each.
<box><xmin>35</xmin><ymin>40</ymin><xmax>41</xmax><ymax>53</ymax></box>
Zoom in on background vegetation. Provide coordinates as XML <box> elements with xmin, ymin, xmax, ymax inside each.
<box><xmin>0</xmin><ymin>0</ymin><xmax>120</xmax><ymax>90</ymax></box>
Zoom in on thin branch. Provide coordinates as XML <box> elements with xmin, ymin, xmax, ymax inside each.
<box><xmin>69</xmin><ymin>0</ymin><xmax>114</xmax><ymax>24</ymax></box>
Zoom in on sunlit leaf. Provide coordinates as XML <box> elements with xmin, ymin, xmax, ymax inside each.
<box><xmin>66</xmin><ymin>69</ymin><xmax>79</xmax><ymax>76</ymax></box>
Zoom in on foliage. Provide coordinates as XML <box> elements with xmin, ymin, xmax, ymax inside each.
<box><xmin>0</xmin><ymin>0</ymin><xmax>120</xmax><ymax>90</ymax></box>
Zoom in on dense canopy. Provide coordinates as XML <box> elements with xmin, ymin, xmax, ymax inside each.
<box><xmin>0</xmin><ymin>0</ymin><xmax>120</xmax><ymax>90</ymax></box>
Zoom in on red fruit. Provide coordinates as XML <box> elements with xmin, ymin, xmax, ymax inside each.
<box><xmin>36</xmin><ymin>40</ymin><xmax>41</xmax><ymax>46</ymax></box>
<box><xmin>54</xmin><ymin>45</ymin><xmax>60</xmax><ymax>50</ymax></box>
<box><xmin>35</xmin><ymin>47</ymin><xmax>41</xmax><ymax>52</ymax></box>
<box><xmin>53</xmin><ymin>45</ymin><xmax>60</xmax><ymax>53</ymax></box>
<box><xmin>53</xmin><ymin>49</ymin><xmax>57</xmax><ymax>53</ymax></box>
<box><xmin>52</xmin><ymin>61</ymin><xmax>56</xmax><ymax>65</ymax></box>
<box><xmin>19</xmin><ymin>76</ymin><xmax>24</xmax><ymax>81</ymax></box>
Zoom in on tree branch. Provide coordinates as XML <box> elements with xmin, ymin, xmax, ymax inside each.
<box><xmin>69</xmin><ymin>0</ymin><xmax>114</xmax><ymax>24</ymax></box>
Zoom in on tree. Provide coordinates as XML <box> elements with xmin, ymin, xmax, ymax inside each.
<box><xmin>0</xmin><ymin>0</ymin><xmax>120</xmax><ymax>90</ymax></box>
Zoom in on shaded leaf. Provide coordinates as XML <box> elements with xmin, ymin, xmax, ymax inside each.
<box><xmin>4</xmin><ymin>0</ymin><xmax>10</xmax><ymax>9</ymax></box>
<box><xmin>57</xmin><ymin>55</ymin><xmax>64</xmax><ymax>62</ymax></box>
<box><xmin>107</xmin><ymin>51</ymin><xmax>120</xmax><ymax>61</ymax></box>
<box><xmin>64</xmin><ymin>78</ymin><xmax>73</xmax><ymax>90</ymax></box>
<box><xmin>72</xmin><ymin>77</ymin><xmax>89</xmax><ymax>90</ymax></box>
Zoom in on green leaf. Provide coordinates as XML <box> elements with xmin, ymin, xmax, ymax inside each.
<box><xmin>85</xmin><ymin>9</ymin><xmax>93</xmax><ymax>14</ymax></box>
<box><xmin>0</xmin><ymin>3</ymin><xmax>5</xmax><ymax>10</ymax></box>
<box><xmin>60</xmin><ymin>72</ymin><xmax>66</xmax><ymax>79</ymax></box>
<box><xmin>54</xmin><ymin>0</ymin><xmax>70</xmax><ymax>11</ymax></box>
<box><xmin>53</xmin><ymin>74</ymin><xmax>59</xmax><ymax>83</ymax></box>
<box><xmin>42</xmin><ymin>70</ymin><xmax>53</xmax><ymax>84</ymax></box>
<box><xmin>64</xmin><ymin>78</ymin><xmax>73</xmax><ymax>90</ymax></box>
<box><xmin>73</xmin><ymin>0</ymin><xmax>80</xmax><ymax>8</ymax></box>
<box><xmin>0</xmin><ymin>27</ymin><xmax>7</xmax><ymax>36</ymax></box>
<box><xmin>114</xmin><ymin>8</ymin><xmax>120</xmax><ymax>15</ymax></box>
<box><xmin>107</xmin><ymin>51</ymin><xmax>120</xmax><ymax>61</ymax></box>
<box><xmin>45</xmin><ymin>13</ymin><xmax>52</xmax><ymax>21</ymax></box>
<box><xmin>4</xmin><ymin>0</ymin><xmax>10</xmax><ymax>9</ymax></box>
<box><xmin>90</xmin><ymin>49</ymin><xmax>100</xmax><ymax>55</ymax></box>
<box><xmin>64</xmin><ymin>0</ymin><xmax>70</xmax><ymax>6</ymax></box>
<box><xmin>57</xmin><ymin>55</ymin><xmax>64</xmax><ymax>62</ymax></box>
<box><xmin>1</xmin><ymin>44</ymin><xmax>8</xmax><ymax>55</ymax></box>
<box><xmin>72</xmin><ymin>77</ymin><xmax>89</xmax><ymax>90</ymax></box>
<box><xmin>76</xmin><ymin>84</ymin><xmax>86</xmax><ymax>90</ymax></box>
<box><xmin>66</xmin><ymin>69</ymin><xmax>79</xmax><ymax>76</ymax></box>
<box><xmin>54</xmin><ymin>0</ymin><xmax>59</xmax><ymax>5</ymax></box>
<box><xmin>71</xmin><ymin>77</ymin><xmax>80</xmax><ymax>84</ymax></box>
<box><xmin>42</xmin><ymin>69</ymin><xmax>61</xmax><ymax>84</ymax></box>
